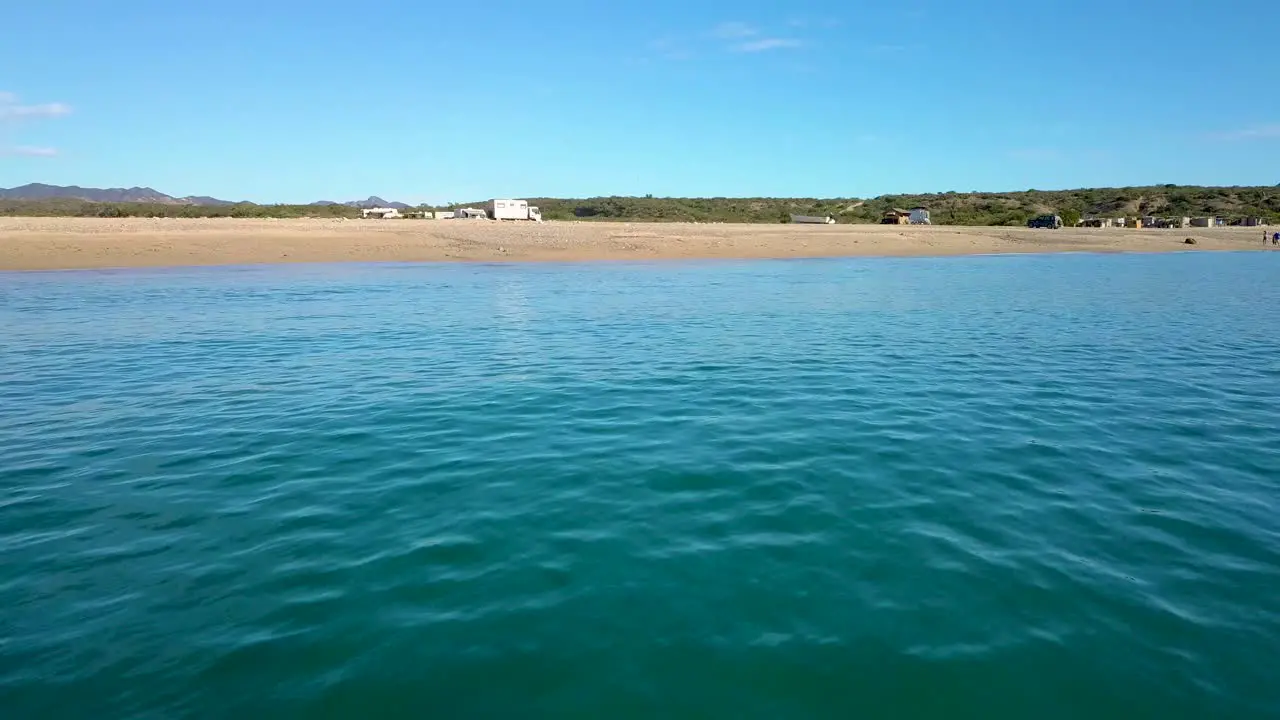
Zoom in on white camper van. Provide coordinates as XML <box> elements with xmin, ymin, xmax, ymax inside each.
<box><xmin>484</xmin><ymin>199</ymin><xmax>543</xmax><ymax>222</ymax></box>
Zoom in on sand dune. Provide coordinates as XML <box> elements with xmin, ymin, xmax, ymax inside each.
<box><xmin>0</xmin><ymin>217</ymin><xmax>1270</xmax><ymax>271</ymax></box>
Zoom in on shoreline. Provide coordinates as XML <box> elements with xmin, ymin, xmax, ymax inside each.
<box><xmin>0</xmin><ymin>217</ymin><xmax>1271</xmax><ymax>271</ymax></box>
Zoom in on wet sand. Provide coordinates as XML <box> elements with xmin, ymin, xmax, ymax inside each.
<box><xmin>0</xmin><ymin>217</ymin><xmax>1270</xmax><ymax>271</ymax></box>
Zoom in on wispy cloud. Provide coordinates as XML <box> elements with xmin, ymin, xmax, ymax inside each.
<box><xmin>2</xmin><ymin>145</ymin><xmax>58</xmax><ymax>157</ymax></box>
<box><xmin>1209</xmin><ymin>124</ymin><xmax>1280</xmax><ymax>141</ymax></box>
<box><xmin>0</xmin><ymin>98</ymin><xmax>72</xmax><ymax>120</ymax></box>
<box><xmin>708</xmin><ymin>21</ymin><xmax>804</xmax><ymax>53</ymax></box>
<box><xmin>1</xmin><ymin>91</ymin><xmax>71</xmax><ymax>158</ymax></box>
<box><xmin>712</xmin><ymin>21</ymin><xmax>758</xmax><ymax>39</ymax></box>
<box><xmin>734</xmin><ymin>37</ymin><xmax>803</xmax><ymax>53</ymax></box>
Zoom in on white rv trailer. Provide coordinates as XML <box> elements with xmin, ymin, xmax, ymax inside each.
<box><xmin>484</xmin><ymin>199</ymin><xmax>543</xmax><ymax>222</ymax></box>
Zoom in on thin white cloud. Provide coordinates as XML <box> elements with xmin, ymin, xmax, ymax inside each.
<box><xmin>712</xmin><ymin>21</ymin><xmax>758</xmax><ymax>39</ymax></box>
<box><xmin>1</xmin><ymin>92</ymin><xmax>70</xmax><ymax>158</ymax></box>
<box><xmin>3</xmin><ymin>146</ymin><xmax>59</xmax><ymax>157</ymax></box>
<box><xmin>734</xmin><ymin>37</ymin><xmax>803</xmax><ymax>53</ymax></box>
<box><xmin>704</xmin><ymin>22</ymin><xmax>807</xmax><ymax>54</ymax></box>
<box><xmin>0</xmin><ymin>102</ymin><xmax>72</xmax><ymax>120</ymax></box>
<box><xmin>1209</xmin><ymin>124</ymin><xmax>1280</xmax><ymax>141</ymax></box>
<box><xmin>0</xmin><ymin>92</ymin><xmax>72</xmax><ymax>121</ymax></box>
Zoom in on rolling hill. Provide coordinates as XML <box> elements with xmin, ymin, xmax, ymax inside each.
<box><xmin>0</xmin><ymin>185</ymin><xmax>412</xmax><ymax>210</ymax></box>
<box><xmin>0</xmin><ymin>183</ymin><xmax>235</xmax><ymax>205</ymax></box>
<box><xmin>1</xmin><ymin>184</ymin><xmax>1276</xmax><ymax>224</ymax></box>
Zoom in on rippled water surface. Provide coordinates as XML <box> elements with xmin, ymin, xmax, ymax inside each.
<box><xmin>2</xmin><ymin>253</ymin><xmax>1279</xmax><ymax>718</ymax></box>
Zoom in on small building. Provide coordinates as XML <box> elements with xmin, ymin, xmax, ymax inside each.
<box><xmin>909</xmin><ymin>207</ymin><xmax>931</xmax><ymax>225</ymax></box>
<box><xmin>1190</xmin><ymin>216</ymin><xmax>1214</xmax><ymax>227</ymax></box>
<box><xmin>1242</xmin><ymin>217</ymin><xmax>1266</xmax><ymax>226</ymax></box>
<box><xmin>434</xmin><ymin>211</ymin><xmax>455</xmax><ymax>219</ymax></box>
<box><xmin>455</xmin><ymin>208</ymin><xmax>488</xmax><ymax>220</ymax></box>
<box><xmin>1131</xmin><ymin>217</ymin><xmax>1144</xmax><ymax>229</ymax></box>
<box><xmin>791</xmin><ymin>214</ymin><xmax>836</xmax><ymax>224</ymax></box>
<box><xmin>1080</xmin><ymin>217</ymin><xmax>1114</xmax><ymax>228</ymax></box>
<box><xmin>361</xmin><ymin>207</ymin><xmax>402</xmax><ymax>219</ymax></box>
<box><xmin>880</xmin><ymin>208</ymin><xmax>911</xmax><ymax>225</ymax></box>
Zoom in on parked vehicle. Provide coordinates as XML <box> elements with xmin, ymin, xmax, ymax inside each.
<box><xmin>1027</xmin><ymin>214</ymin><xmax>1063</xmax><ymax>229</ymax></box>
<box><xmin>484</xmin><ymin>199</ymin><xmax>542</xmax><ymax>222</ymax></box>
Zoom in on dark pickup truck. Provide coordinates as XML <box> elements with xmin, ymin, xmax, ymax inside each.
<box><xmin>1027</xmin><ymin>214</ymin><xmax>1063</xmax><ymax>229</ymax></box>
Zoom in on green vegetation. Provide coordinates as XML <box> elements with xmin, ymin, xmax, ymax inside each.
<box><xmin>466</xmin><ymin>185</ymin><xmax>1280</xmax><ymax>225</ymax></box>
<box><xmin>0</xmin><ymin>199</ymin><xmax>360</xmax><ymax>219</ymax></box>
<box><xmin>4</xmin><ymin>185</ymin><xmax>1279</xmax><ymax>225</ymax></box>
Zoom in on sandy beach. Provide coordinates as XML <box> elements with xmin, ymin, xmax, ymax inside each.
<box><xmin>0</xmin><ymin>217</ymin><xmax>1270</xmax><ymax>271</ymax></box>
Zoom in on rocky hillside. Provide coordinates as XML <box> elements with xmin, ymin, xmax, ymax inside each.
<box><xmin>523</xmin><ymin>185</ymin><xmax>1280</xmax><ymax>225</ymax></box>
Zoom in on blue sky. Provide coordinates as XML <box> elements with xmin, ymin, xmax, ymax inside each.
<box><xmin>1</xmin><ymin>0</ymin><xmax>1277</xmax><ymax>203</ymax></box>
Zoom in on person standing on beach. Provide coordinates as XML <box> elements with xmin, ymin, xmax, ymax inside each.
<box><xmin>1273</xmin><ymin>231</ymin><xmax>1279</xmax><ymax>246</ymax></box>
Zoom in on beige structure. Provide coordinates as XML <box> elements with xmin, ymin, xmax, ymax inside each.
<box><xmin>881</xmin><ymin>208</ymin><xmax>911</xmax><ymax>225</ymax></box>
<box><xmin>361</xmin><ymin>208</ymin><xmax>402</xmax><ymax>219</ymax></box>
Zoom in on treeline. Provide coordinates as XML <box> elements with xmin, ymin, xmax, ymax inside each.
<box><xmin>0</xmin><ymin>199</ymin><xmax>361</xmax><ymax>219</ymax></box>
<box><xmin>4</xmin><ymin>185</ymin><xmax>1279</xmax><ymax>225</ymax></box>
<box><xmin>523</xmin><ymin>185</ymin><xmax>1280</xmax><ymax>225</ymax></box>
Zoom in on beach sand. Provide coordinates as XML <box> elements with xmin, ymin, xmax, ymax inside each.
<box><xmin>0</xmin><ymin>217</ymin><xmax>1270</xmax><ymax>271</ymax></box>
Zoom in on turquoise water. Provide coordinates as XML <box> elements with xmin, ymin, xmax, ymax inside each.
<box><xmin>2</xmin><ymin>253</ymin><xmax>1279</xmax><ymax>719</ymax></box>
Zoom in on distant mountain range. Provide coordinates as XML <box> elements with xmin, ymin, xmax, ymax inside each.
<box><xmin>0</xmin><ymin>183</ymin><xmax>237</xmax><ymax>206</ymax></box>
<box><xmin>0</xmin><ymin>184</ymin><xmax>411</xmax><ymax>208</ymax></box>
<box><xmin>311</xmin><ymin>196</ymin><xmax>411</xmax><ymax>210</ymax></box>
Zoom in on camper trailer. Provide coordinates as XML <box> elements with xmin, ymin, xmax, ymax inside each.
<box><xmin>484</xmin><ymin>199</ymin><xmax>543</xmax><ymax>222</ymax></box>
